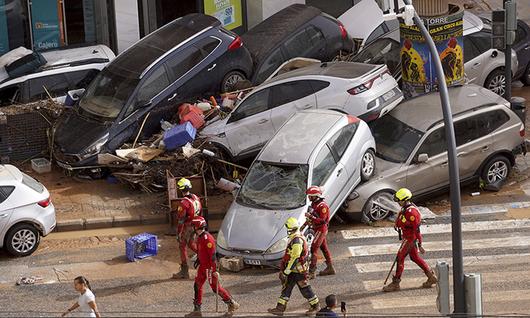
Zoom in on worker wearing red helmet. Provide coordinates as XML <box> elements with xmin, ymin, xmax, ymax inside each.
<box><xmin>173</xmin><ymin>178</ymin><xmax>203</xmax><ymax>280</ymax></box>
<box><xmin>185</xmin><ymin>216</ymin><xmax>239</xmax><ymax>317</ymax></box>
<box><xmin>305</xmin><ymin>186</ymin><xmax>335</xmax><ymax>279</ymax></box>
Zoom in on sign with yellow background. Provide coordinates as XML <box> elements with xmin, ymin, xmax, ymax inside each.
<box><xmin>203</xmin><ymin>0</ymin><xmax>243</xmax><ymax>30</ymax></box>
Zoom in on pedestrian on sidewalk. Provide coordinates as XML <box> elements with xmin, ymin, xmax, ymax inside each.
<box><xmin>305</xmin><ymin>186</ymin><xmax>335</xmax><ymax>279</ymax></box>
<box><xmin>185</xmin><ymin>216</ymin><xmax>239</xmax><ymax>317</ymax></box>
<box><xmin>383</xmin><ymin>188</ymin><xmax>438</xmax><ymax>292</ymax></box>
<box><xmin>316</xmin><ymin>294</ymin><xmax>339</xmax><ymax>317</ymax></box>
<box><xmin>61</xmin><ymin>276</ymin><xmax>101</xmax><ymax>318</ymax></box>
<box><xmin>268</xmin><ymin>217</ymin><xmax>320</xmax><ymax>317</ymax></box>
<box><xmin>173</xmin><ymin>178</ymin><xmax>203</xmax><ymax>280</ymax></box>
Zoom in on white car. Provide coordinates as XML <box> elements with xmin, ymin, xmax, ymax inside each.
<box><xmin>216</xmin><ymin>110</ymin><xmax>376</xmax><ymax>266</ymax></box>
<box><xmin>202</xmin><ymin>61</ymin><xmax>402</xmax><ymax>160</ymax></box>
<box><xmin>0</xmin><ymin>165</ymin><xmax>56</xmax><ymax>256</ymax></box>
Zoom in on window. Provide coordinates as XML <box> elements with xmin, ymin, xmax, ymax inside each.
<box><xmin>194</xmin><ymin>36</ymin><xmax>221</xmax><ymax>56</ymax></box>
<box><xmin>455</xmin><ymin>110</ymin><xmax>510</xmax><ymax>145</ymax></box>
<box><xmin>351</xmin><ymin>38</ymin><xmax>401</xmax><ymax>75</ymax></box>
<box><xmin>284</xmin><ymin>28</ymin><xmax>312</xmax><ymax>58</ymax></box>
<box><xmin>166</xmin><ymin>46</ymin><xmax>204</xmax><ymax>80</ymax></box>
<box><xmin>229</xmin><ymin>89</ymin><xmax>270</xmax><ymax>122</ymax></box>
<box><xmin>328</xmin><ymin>123</ymin><xmax>358</xmax><ymax>159</ymax></box>
<box><xmin>130</xmin><ymin>66</ymin><xmax>170</xmax><ymax>115</ymax></box>
<box><xmin>454</xmin><ymin>118</ymin><xmax>479</xmax><ymax>146</ymax></box>
<box><xmin>366</xmin><ymin>24</ymin><xmax>386</xmax><ymax>45</ymax></box>
<box><xmin>468</xmin><ymin>32</ymin><xmax>491</xmax><ymax>55</ymax></box>
<box><xmin>270</xmin><ymin>81</ymin><xmax>314</xmax><ymax>108</ymax></box>
<box><xmin>417</xmin><ymin>127</ymin><xmax>447</xmax><ymax>158</ymax></box>
<box><xmin>309</xmin><ymin>80</ymin><xmax>331</xmax><ymax>93</ymax></box>
<box><xmin>477</xmin><ymin>110</ymin><xmax>510</xmax><ymax>135</ymax></box>
<box><xmin>256</xmin><ymin>47</ymin><xmax>284</xmax><ymax>84</ymax></box>
<box><xmin>0</xmin><ymin>85</ymin><xmax>22</xmax><ymax>106</ymax></box>
<box><xmin>22</xmin><ymin>173</ymin><xmax>44</xmax><ymax>193</ymax></box>
<box><xmin>306</xmin><ymin>26</ymin><xmax>325</xmax><ymax>46</ymax></box>
<box><xmin>0</xmin><ymin>186</ymin><xmax>15</xmax><ymax>204</ymax></box>
<box><xmin>463</xmin><ymin>37</ymin><xmax>481</xmax><ymax>63</ymax></box>
<box><xmin>515</xmin><ymin>25</ymin><xmax>527</xmax><ymax>46</ymax></box>
<box><xmin>65</xmin><ymin>69</ymin><xmax>100</xmax><ymax>90</ymax></box>
<box><xmin>28</xmin><ymin>74</ymin><xmax>70</xmax><ymax>100</ymax></box>
<box><xmin>312</xmin><ymin>145</ymin><xmax>337</xmax><ymax>186</ymax></box>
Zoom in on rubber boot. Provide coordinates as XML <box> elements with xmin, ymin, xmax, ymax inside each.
<box><xmin>383</xmin><ymin>276</ymin><xmax>401</xmax><ymax>292</ymax></box>
<box><xmin>308</xmin><ymin>268</ymin><xmax>316</xmax><ymax>280</ymax></box>
<box><xmin>267</xmin><ymin>303</ymin><xmax>286</xmax><ymax>316</ymax></box>
<box><xmin>172</xmin><ymin>263</ymin><xmax>190</xmax><ymax>279</ymax></box>
<box><xmin>305</xmin><ymin>302</ymin><xmax>320</xmax><ymax>316</ymax></box>
<box><xmin>422</xmin><ymin>269</ymin><xmax>438</xmax><ymax>288</ymax></box>
<box><xmin>184</xmin><ymin>304</ymin><xmax>202</xmax><ymax>317</ymax></box>
<box><xmin>318</xmin><ymin>263</ymin><xmax>336</xmax><ymax>276</ymax></box>
<box><xmin>226</xmin><ymin>298</ymin><xmax>240</xmax><ymax>314</ymax></box>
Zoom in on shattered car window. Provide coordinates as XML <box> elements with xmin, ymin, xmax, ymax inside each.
<box><xmin>79</xmin><ymin>67</ymin><xmax>140</xmax><ymax>119</ymax></box>
<box><xmin>370</xmin><ymin>115</ymin><xmax>423</xmax><ymax>163</ymax></box>
<box><xmin>237</xmin><ymin>161</ymin><xmax>308</xmax><ymax>210</ymax></box>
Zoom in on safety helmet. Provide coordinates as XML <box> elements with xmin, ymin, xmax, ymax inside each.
<box><xmin>306</xmin><ymin>186</ymin><xmax>323</xmax><ymax>198</ymax></box>
<box><xmin>285</xmin><ymin>217</ymin><xmax>299</xmax><ymax>231</ymax></box>
<box><xmin>190</xmin><ymin>216</ymin><xmax>207</xmax><ymax>230</ymax></box>
<box><xmin>394</xmin><ymin>188</ymin><xmax>413</xmax><ymax>202</ymax></box>
<box><xmin>177</xmin><ymin>178</ymin><xmax>192</xmax><ymax>191</ymax></box>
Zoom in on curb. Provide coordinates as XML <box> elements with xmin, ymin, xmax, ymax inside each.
<box><xmin>54</xmin><ymin>213</ymin><xmax>170</xmax><ymax>232</ymax></box>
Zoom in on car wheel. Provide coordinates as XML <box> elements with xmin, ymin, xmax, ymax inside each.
<box><xmin>485</xmin><ymin>68</ymin><xmax>506</xmax><ymax>96</ymax></box>
<box><xmin>480</xmin><ymin>155</ymin><xmax>511</xmax><ymax>186</ymax></box>
<box><xmin>362</xmin><ymin>192</ymin><xmax>397</xmax><ymax>222</ymax></box>
<box><xmin>360</xmin><ymin>149</ymin><xmax>376</xmax><ymax>182</ymax></box>
<box><xmin>5</xmin><ymin>223</ymin><xmax>40</xmax><ymax>257</ymax></box>
<box><xmin>522</xmin><ymin>63</ymin><xmax>530</xmax><ymax>86</ymax></box>
<box><xmin>221</xmin><ymin>70</ymin><xmax>246</xmax><ymax>93</ymax></box>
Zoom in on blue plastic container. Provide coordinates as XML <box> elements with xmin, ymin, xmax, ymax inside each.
<box><xmin>163</xmin><ymin>121</ymin><xmax>196</xmax><ymax>150</ymax></box>
<box><xmin>125</xmin><ymin>232</ymin><xmax>158</xmax><ymax>262</ymax></box>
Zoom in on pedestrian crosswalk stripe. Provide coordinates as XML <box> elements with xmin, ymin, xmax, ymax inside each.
<box><xmin>370</xmin><ymin>289</ymin><xmax>530</xmax><ymax>310</ymax></box>
<box><xmin>341</xmin><ymin>219</ymin><xmax>530</xmax><ymax>240</ymax></box>
<box><xmin>348</xmin><ymin>235</ymin><xmax>530</xmax><ymax>257</ymax></box>
<box><xmin>355</xmin><ymin>252</ymin><xmax>530</xmax><ymax>273</ymax></box>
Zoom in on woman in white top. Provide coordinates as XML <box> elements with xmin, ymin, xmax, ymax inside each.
<box><xmin>62</xmin><ymin>276</ymin><xmax>101</xmax><ymax>318</ymax></box>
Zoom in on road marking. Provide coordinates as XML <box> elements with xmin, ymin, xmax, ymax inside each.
<box><xmin>355</xmin><ymin>253</ymin><xmax>530</xmax><ymax>273</ymax></box>
<box><xmin>370</xmin><ymin>289</ymin><xmax>530</xmax><ymax>310</ymax></box>
<box><xmin>341</xmin><ymin>219</ymin><xmax>530</xmax><ymax>239</ymax></box>
<box><xmin>348</xmin><ymin>235</ymin><xmax>530</xmax><ymax>257</ymax></box>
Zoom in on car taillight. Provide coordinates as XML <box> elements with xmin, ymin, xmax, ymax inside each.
<box><xmin>520</xmin><ymin>123</ymin><xmax>525</xmax><ymax>137</ymax></box>
<box><xmin>338</xmin><ymin>22</ymin><xmax>348</xmax><ymax>39</ymax></box>
<box><xmin>347</xmin><ymin>115</ymin><xmax>360</xmax><ymax>124</ymax></box>
<box><xmin>38</xmin><ymin>198</ymin><xmax>51</xmax><ymax>208</ymax></box>
<box><xmin>228</xmin><ymin>36</ymin><xmax>243</xmax><ymax>51</ymax></box>
<box><xmin>348</xmin><ymin>74</ymin><xmax>381</xmax><ymax>95</ymax></box>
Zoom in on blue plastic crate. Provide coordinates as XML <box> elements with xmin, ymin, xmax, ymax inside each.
<box><xmin>163</xmin><ymin>121</ymin><xmax>196</xmax><ymax>150</ymax></box>
<box><xmin>126</xmin><ymin>232</ymin><xmax>158</xmax><ymax>262</ymax></box>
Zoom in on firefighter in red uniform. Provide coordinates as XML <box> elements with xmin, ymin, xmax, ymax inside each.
<box><xmin>185</xmin><ymin>216</ymin><xmax>239</xmax><ymax>317</ymax></box>
<box><xmin>305</xmin><ymin>186</ymin><xmax>335</xmax><ymax>279</ymax></box>
<box><xmin>383</xmin><ymin>188</ymin><xmax>438</xmax><ymax>292</ymax></box>
<box><xmin>173</xmin><ymin>178</ymin><xmax>203</xmax><ymax>279</ymax></box>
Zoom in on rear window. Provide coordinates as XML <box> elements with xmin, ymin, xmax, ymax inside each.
<box><xmin>0</xmin><ymin>186</ymin><xmax>15</xmax><ymax>204</ymax></box>
<box><xmin>22</xmin><ymin>173</ymin><xmax>44</xmax><ymax>193</ymax></box>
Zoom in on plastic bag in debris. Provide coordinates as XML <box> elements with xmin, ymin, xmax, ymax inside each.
<box><xmin>160</xmin><ymin>120</ymin><xmax>174</xmax><ymax>131</ymax></box>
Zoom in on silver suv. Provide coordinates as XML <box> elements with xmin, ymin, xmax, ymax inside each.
<box><xmin>344</xmin><ymin>84</ymin><xmax>526</xmax><ymax>222</ymax></box>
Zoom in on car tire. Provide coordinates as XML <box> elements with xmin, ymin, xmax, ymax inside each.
<box><xmin>5</xmin><ymin>223</ymin><xmax>40</xmax><ymax>257</ymax></box>
<box><xmin>362</xmin><ymin>191</ymin><xmax>397</xmax><ymax>222</ymax></box>
<box><xmin>221</xmin><ymin>70</ymin><xmax>246</xmax><ymax>93</ymax></box>
<box><xmin>360</xmin><ymin>149</ymin><xmax>376</xmax><ymax>182</ymax></box>
<box><xmin>522</xmin><ymin>63</ymin><xmax>530</xmax><ymax>86</ymax></box>
<box><xmin>484</xmin><ymin>68</ymin><xmax>506</xmax><ymax>96</ymax></box>
<box><xmin>480</xmin><ymin>155</ymin><xmax>511</xmax><ymax>186</ymax></box>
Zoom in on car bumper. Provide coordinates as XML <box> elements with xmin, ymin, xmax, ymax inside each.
<box><xmin>359</xmin><ymin>86</ymin><xmax>403</xmax><ymax>122</ymax></box>
<box><xmin>217</xmin><ymin>245</ymin><xmax>283</xmax><ymax>267</ymax></box>
<box><xmin>513</xmin><ymin>140</ymin><xmax>530</xmax><ymax>156</ymax></box>
<box><xmin>55</xmin><ymin>155</ymin><xmax>99</xmax><ymax>170</ymax></box>
<box><xmin>38</xmin><ymin>203</ymin><xmax>56</xmax><ymax>236</ymax></box>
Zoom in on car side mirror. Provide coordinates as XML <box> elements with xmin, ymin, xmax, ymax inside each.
<box><xmin>491</xmin><ymin>50</ymin><xmax>498</xmax><ymax>58</ymax></box>
<box><xmin>68</xmin><ymin>88</ymin><xmax>85</xmax><ymax>99</ymax></box>
<box><xmin>417</xmin><ymin>153</ymin><xmax>429</xmax><ymax>163</ymax></box>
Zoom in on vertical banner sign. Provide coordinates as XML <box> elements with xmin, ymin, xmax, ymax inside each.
<box><xmin>203</xmin><ymin>0</ymin><xmax>243</xmax><ymax>30</ymax></box>
<box><xmin>0</xmin><ymin>0</ymin><xmax>9</xmax><ymax>55</ymax></box>
<box><xmin>31</xmin><ymin>0</ymin><xmax>61</xmax><ymax>50</ymax></box>
<box><xmin>399</xmin><ymin>5</ymin><xmax>464</xmax><ymax>99</ymax></box>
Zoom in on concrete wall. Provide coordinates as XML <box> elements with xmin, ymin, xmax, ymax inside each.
<box><xmin>246</xmin><ymin>0</ymin><xmax>305</xmax><ymax>29</ymax></box>
<box><xmin>114</xmin><ymin>0</ymin><xmax>140</xmax><ymax>53</ymax></box>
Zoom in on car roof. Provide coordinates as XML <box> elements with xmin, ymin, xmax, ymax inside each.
<box><xmin>110</xmin><ymin>13</ymin><xmax>220</xmax><ymax>78</ymax></box>
<box><xmin>463</xmin><ymin>11</ymin><xmax>484</xmax><ymax>35</ymax></box>
<box><xmin>242</xmin><ymin>4</ymin><xmax>321</xmax><ymax>65</ymax></box>
<box><xmin>258</xmin><ymin>110</ymin><xmax>345</xmax><ymax>164</ymax></box>
<box><xmin>265</xmin><ymin>62</ymin><xmax>379</xmax><ymax>84</ymax></box>
<box><xmin>391</xmin><ymin>84</ymin><xmax>509</xmax><ymax>132</ymax></box>
<box><xmin>0</xmin><ymin>165</ymin><xmax>22</xmax><ymax>183</ymax></box>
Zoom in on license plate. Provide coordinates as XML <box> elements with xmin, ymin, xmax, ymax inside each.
<box><xmin>244</xmin><ymin>259</ymin><xmax>261</xmax><ymax>265</ymax></box>
<box><xmin>382</xmin><ymin>89</ymin><xmax>396</xmax><ymax>101</ymax></box>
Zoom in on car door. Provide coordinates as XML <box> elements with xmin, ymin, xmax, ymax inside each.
<box><xmin>0</xmin><ymin>186</ymin><xmax>15</xmax><ymax>234</ymax></box>
<box><xmin>406</xmin><ymin>126</ymin><xmax>450</xmax><ymax>195</ymax></box>
<box><xmin>305</xmin><ymin>25</ymin><xmax>327</xmax><ymax>60</ymax></box>
<box><xmin>311</xmin><ymin>143</ymin><xmax>348</xmax><ymax>213</ymax></box>
<box><xmin>284</xmin><ymin>27</ymin><xmax>321</xmax><ymax>61</ymax></box>
<box><xmin>513</xmin><ymin>22</ymin><xmax>530</xmax><ymax>76</ymax></box>
<box><xmin>186</xmin><ymin>36</ymin><xmax>223</xmax><ymax>95</ymax></box>
<box><xmin>464</xmin><ymin>36</ymin><xmax>487</xmax><ymax>84</ymax></box>
<box><xmin>269</xmin><ymin>81</ymin><xmax>317</xmax><ymax>130</ymax></box>
<box><xmin>223</xmin><ymin>88</ymin><xmax>274</xmax><ymax>157</ymax></box>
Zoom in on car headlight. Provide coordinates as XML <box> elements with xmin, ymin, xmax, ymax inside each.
<box><xmin>79</xmin><ymin>133</ymin><xmax>109</xmax><ymax>159</ymax></box>
<box><xmin>217</xmin><ymin>229</ymin><xmax>228</xmax><ymax>250</ymax></box>
<box><xmin>266</xmin><ymin>236</ymin><xmax>289</xmax><ymax>254</ymax></box>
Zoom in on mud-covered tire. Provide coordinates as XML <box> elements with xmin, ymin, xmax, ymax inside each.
<box><xmin>5</xmin><ymin>223</ymin><xmax>40</xmax><ymax>257</ymax></box>
<box><xmin>480</xmin><ymin>155</ymin><xmax>511</xmax><ymax>186</ymax></box>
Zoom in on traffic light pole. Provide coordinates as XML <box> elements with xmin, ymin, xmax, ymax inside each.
<box><xmin>505</xmin><ymin>0</ymin><xmax>513</xmax><ymax>100</ymax></box>
<box><xmin>400</xmin><ymin>0</ymin><xmax>466</xmax><ymax>314</ymax></box>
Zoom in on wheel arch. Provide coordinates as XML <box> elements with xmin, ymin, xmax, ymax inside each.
<box><xmin>3</xmin><ymin>220</ymin><xmax>42</xmax><ymax>247</ymax></box>
<box><xmin>475</xmin><ymin>150</ymin><xmax>516</xmax><ymax>177</ymax></box>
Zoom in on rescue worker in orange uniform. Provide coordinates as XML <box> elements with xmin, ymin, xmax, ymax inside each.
<box><xmin>268</xmin><ymin>217</ymin><xmax>320</xmax><ymax>316</ymax></box>
<box><xmin>173</xmin><ymin>178</ymin><xmax>203</xmax><ymax>279</ymax></box>
<box><xmin>185</xmin><ymin>216</ymin><xmax>239</xmax><ymax>317</ymax></box>
<box><xmin>305</xmin><ymin>186</ymin><xmax>335</xmax><ymax>279</ymax></box>
<box><xmin>383</xmin><ymin>188</ymin><xmax>438</xmax><ymax>292</ymax></box>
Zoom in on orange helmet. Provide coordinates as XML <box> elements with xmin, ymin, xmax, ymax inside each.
<box><xmin>190</xmin><ymin>216</ymin><xmax>207</xmax><ymax>230</ymax></box>
<box><xmin>306</xmin><ymin>186</ymin><xmax>323</xmax><ymax>198</ymax></box>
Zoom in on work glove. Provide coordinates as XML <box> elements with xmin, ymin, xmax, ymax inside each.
<box><xmin>193</xmin><ymin>258</ymin><xmax>200</xmax><ymax>269</ymax></box>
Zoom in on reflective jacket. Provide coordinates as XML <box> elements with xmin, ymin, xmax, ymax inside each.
<box><xmin>281</xmin><ymin>233</ymin><xmax>309</xmax><ymax>275</ymax></box>
<box><xmin>177</xmin><ymin>194</ymin><xmax>202</xmax><ymax>234</ymax></box>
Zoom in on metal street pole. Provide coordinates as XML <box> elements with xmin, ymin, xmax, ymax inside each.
<box><xmin>400</xmin><ymin>0</ymin><xmax>466</xmax><ymax>313</ymax></box>
<box><xmin>504</xmin><ymin>0</ymin><xmax>513</xmax><ymax>100</ymax></box>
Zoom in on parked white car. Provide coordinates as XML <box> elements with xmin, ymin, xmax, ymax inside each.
<box><xmin>0</xmin><ymin>165</ymin><xmax>56</xmax><ymax>256</ymax></box>
<box><xmin>202</xmin><ymin>61</ymin><xmax>402</xmax><ymax>160</ymax></box>
<box><xmin>216</xmin><ymin>110</ymin><xmax>376</xmax><ymax>266</ymax></box>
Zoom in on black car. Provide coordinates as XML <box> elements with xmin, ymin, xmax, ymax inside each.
<box><xmin>512</xmin><ymin>20</ymin><xmax>530</xmax><ymax>85</ymax></box>
<box><xmin>53</xmin><ymin>14</ymin><xmax>253</xmax><ymax>168</ymax></box>
<box><xmin>242</xmin><ymin>4</ymin><xmax>354</xmax><ymax>85</ymax></box>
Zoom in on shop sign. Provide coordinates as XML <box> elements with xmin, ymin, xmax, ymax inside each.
<box><xmin>203</xmin><ymin>0</ymin><xmax>243</xmax><ymax>30</ymax></box>
<box><xmin>31</xmin><ymin>0</ymin><xmax>61</xmax><ymax>51</ymax></box>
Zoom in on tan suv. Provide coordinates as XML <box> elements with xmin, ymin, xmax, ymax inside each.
<box><xmin>344</xmin><ymin>84</ymin><xmax>526</xmax><ymax>222</ymax></box>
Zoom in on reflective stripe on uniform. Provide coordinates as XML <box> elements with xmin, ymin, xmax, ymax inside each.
<box><xmin>309</xmin><ymin>296</ymin><xmax>319</xmax><ymax>305</ymax></box>
<box><xmin>278</xmin><ymin>297</ymin><xmax>288</xmax><ymax>305</ymax></box>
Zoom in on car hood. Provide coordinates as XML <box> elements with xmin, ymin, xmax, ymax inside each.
<box><xmin>374</xmin><ymin>156</ymin><xmax>402</xmax><ymax>176</ymax></box>
<box><xmin>54</xmin><ymin>109</ymin><xmax>110</xmax><ymax>154</ymax></box>
<box><xmin>221</xmin><ymin>201</ymin><xmax>307</xmax><ymax>252</ymax></box>
<box><xmin>200</xmin><ymin>116</ymin><xmax>228</xmax><ymax>137</ymax></box>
